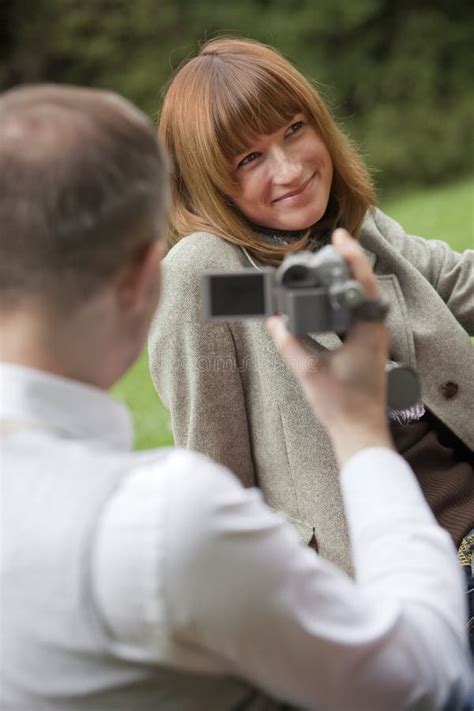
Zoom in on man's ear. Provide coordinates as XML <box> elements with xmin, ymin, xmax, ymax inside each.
<box><xmin>115</xmin><ymin>240</ymin><xmax>165</xmax><ymax>314</ymax></box>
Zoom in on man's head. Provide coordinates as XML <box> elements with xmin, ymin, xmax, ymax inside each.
<box><xmin>0</xmin><ymin>85</ymin><xmax>169</xmax><ymax>386</ymax></box>
<box><xmin>0</xmin><ymin>84</ymin><xmax>168</xmax><ymax>308</ymax></box>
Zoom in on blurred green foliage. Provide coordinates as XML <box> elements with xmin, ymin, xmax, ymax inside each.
<box><xmin>1</xmin><ymin>0</ymin><xmax>473</xmax><ymax>190</ymax></box>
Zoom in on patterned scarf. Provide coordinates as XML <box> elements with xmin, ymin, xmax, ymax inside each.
<box><xmin>249</xmin><ymin>221</ymin><xmax>334</xmax><ymax>251</ymax></box>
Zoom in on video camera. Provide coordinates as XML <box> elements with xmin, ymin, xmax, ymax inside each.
<box><xmin>203</xmin><ymin>245</ymin><xmax>386</xmax><ymax>335</ymax></box>
<box><xmin>202</xmin><ymin>245</ymin><xmax>422</xmax><ymax>413</ymax></box>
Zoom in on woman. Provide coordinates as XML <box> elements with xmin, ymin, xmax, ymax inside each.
<box><xmin>149</xmin><ymin>38</ymin><xmax>473</xmax><ymax>584</ymax></box>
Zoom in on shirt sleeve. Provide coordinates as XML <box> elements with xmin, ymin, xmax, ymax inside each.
<box><xmin>91</xmin><ymin>447</ymin><xmax>471</xmax><ymax>711</ymax></box>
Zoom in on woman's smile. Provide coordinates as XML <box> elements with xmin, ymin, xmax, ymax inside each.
<box><xmin>272</xmin><ymin>171</ymin><xmax>316</xmax><ymax>205</ymax></box>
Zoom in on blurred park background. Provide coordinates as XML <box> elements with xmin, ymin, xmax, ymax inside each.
<box><xmin>1</xmin><ymin>0</ymin><xmax>472</xmax><ymax>448</ymax></box>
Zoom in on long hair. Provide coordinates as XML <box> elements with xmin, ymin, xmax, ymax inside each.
<box><xmin>159</xmin><ymin>37</ymin><xmax>376</xmax><ymax>265</ymax></box>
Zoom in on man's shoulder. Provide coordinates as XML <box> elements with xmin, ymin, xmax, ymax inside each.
<box><xmin>123</xmin><ymin>446</ymin><xmax>240</xmax><ymax>501</ymax></box>
<box><xmin>101</xmin><ymin>446</ymin><xmax>252</xmax><ymax>560</ymax></box>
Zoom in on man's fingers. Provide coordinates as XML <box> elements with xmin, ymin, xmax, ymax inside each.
<box><xmin>332</xmin><ymin>228</ymin><xmax>379</xmax><ymax>299</ymax></box>
<box><xmin>332</xmin><ymin>228</ymin><xmax>388</xmax><ymax>354</ymax></box>
<box><xmin>345</xmin><ymin>319</ymin><xmax>390</xmax><ymax>360</ymax></box>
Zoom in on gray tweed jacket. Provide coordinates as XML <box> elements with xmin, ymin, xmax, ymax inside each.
<box><xmin>148</xmin><ymin>208</ymin><xmax>474</xmax><ymax>574</ymax></box>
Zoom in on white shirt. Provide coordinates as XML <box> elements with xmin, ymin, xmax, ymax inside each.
<box><xmin>0</xmin><ymin>363</ymin><xmax>471</xmax><ymax>711</ymax></box>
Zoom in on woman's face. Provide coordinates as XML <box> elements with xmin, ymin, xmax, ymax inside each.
<box><xmin>231</xmin><ymin>114</ymin><xmax>333</xmax><ymax>231</ymax></box>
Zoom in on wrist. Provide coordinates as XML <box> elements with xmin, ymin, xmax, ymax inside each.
<box><xmin>326</xmin><ymin>418</ymin><xmax>394</xmax><ymax>469</ymax></box>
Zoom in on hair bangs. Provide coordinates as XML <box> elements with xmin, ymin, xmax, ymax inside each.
<box><xmin>202</xmin><ymin>59</ymin><xmax>305</xmax><ymax>195</ymax></box>
<box><xmin>210</xmin><ymin>65</ymin><xmax>304</xmax><ymax>163</ymax></box>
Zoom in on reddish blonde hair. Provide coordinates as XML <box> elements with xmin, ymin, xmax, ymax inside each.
<box><xmin>159</xmin><ymin>37</ymin><xmax>376</xmax><ymax>265</ymax></box>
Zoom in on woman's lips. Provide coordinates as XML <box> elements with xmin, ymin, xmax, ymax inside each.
<box><xmin>272</xmin><ymin>172</ymin><xmax>316</xmax><ymax>204</ymax></box>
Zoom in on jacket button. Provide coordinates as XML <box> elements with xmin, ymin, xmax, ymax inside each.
<box><xmin>440</xmin><ymin>381</ymin><xmax>459</xmax><ymax>400</ymax></box>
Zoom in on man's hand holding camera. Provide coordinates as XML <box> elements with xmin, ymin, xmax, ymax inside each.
<box><xmin>267</xmin><ymin>229</ymin><xmax>394</xmax><ymax>467</ymax></box>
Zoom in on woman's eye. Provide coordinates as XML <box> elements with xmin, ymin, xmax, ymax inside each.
<box><xmin>237</xmin><ymin>151</ymin><xmax>260</xmax><ymax>169</ymax></box>
<box><xmin>287</xmin><ymin>121</ymin><xmax>304</xmax><ymax>136</ymax></box>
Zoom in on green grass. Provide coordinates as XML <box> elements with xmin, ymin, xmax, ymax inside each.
<box><xmin>110</xmin><ymin>349</ymin><xmax>173</xmax><ymax>450</ymax></box>
<box><xmin>112</xmin><ymin>177</ymin><xmax>474</xmax><ymax>450</ymax></box>
<box><xmin>383</xmin><ymin>177</ymin><xmax>474</xmax><ymax>252</ymax></box>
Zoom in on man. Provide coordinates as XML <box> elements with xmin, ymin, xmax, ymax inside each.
<box><xmin>0</xmin><ymin>84</ymin><xmax>470</xmax><ymax>711</ymax></box>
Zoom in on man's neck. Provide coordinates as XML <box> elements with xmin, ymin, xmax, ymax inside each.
<box><xmin>0</xmin><ymin>301</ymin><xmax>124</xmax><ymax>389</ymax></box>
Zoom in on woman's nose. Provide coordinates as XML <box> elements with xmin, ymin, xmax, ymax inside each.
<box><xmin>269</xmin><ymin>147</ymin><xmax>301</xmax><ymax>184</ymax></box>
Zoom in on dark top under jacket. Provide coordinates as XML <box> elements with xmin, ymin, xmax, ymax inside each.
<box><xmin>391</xmin><ymin>411</ymin><xmax>474</xmax><ymax>547</ymax></box>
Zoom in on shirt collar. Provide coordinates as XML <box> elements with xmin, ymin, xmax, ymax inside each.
<box><xmin>0</xmin><ymin>363</ymin><xmax>133</xmax><ymax>450</ymax></box>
